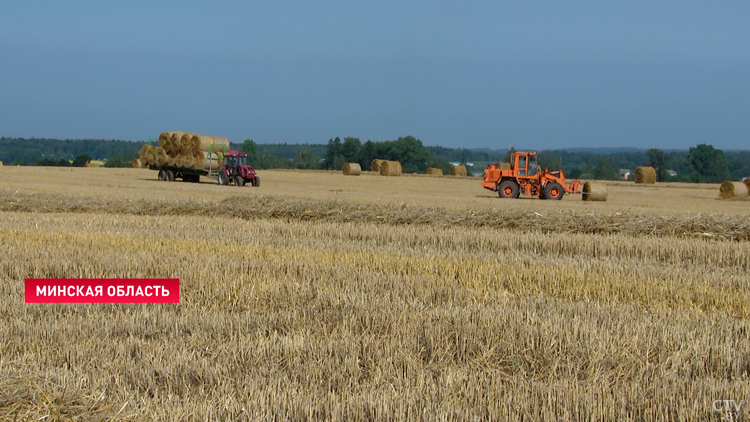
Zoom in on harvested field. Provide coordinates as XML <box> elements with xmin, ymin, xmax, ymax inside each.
<box><xmin>0</xmin><ymin>166</ymin><xmax>749</xmax><ymax>420</ymax></box>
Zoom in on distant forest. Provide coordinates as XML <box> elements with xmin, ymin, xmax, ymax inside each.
<box><xmin>1</xmin><ymin>136</ymin><xmax>749</xmax><ymax>183</ymax></box>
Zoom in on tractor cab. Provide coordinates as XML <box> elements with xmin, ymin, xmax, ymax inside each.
<box><xmin>511</xmin><ymin>151</ymin><xmax>539</xmax><ymax>177</ymax></box>
<box><xmin>218</xmin><ymin>151</ymin><xmax>260</xmax><ymax>187</ymax></box>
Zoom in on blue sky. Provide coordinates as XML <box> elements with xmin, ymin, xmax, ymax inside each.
<box><xmin>1</xmin><ymin>1</ymin><xmax>748</xmax><ymax>150</ymax></box>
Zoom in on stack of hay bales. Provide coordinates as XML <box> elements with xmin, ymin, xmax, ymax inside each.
<box><xmin>582</xmin><ymin>181</ymin><xmax>608</xmax><ymax>201</ymax></box>
<box><xmin>371</xmin><ymin>159</ymin><xmax>385</xmax><ymax>172</ymax></box>
<box><xmin>449</xmin><ymin>164</ymin><xmax>467</xmax><ymax>176</ymax></box>
<box><xmin>84</xmin><ymin>161</ymin><xmax>99</xmax><ymax>168</ymax></box>
<box><xmin>379</xmin><ymin>160</ymin><xmax>402</xmax><ymax>176</ymax></box>
<box><xmin>426</xmin><ymin>167</ymin><xmax>443</xmax><ymax>176</ymax></box>
<box><xmin>719</xmin><ymin>181</ymin><xmax>749</xmax><ymax>199</ymax></box>
<box><xmin>634</xmin><ymin>166</ymin><xmax>656</xmax><ymax>184</ymax></box>
<box><xmin>140</xmin><ymin>131</ymin><xmax>230</xmax><ymax>169</ymax></box>
<box><xmin>342</xmin><ymin>162</ymin><xmax>361</xmax><ymax>176</ymax></box>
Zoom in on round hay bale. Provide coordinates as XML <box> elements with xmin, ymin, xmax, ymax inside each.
<box><xmin>131</xmin><ymin>158</ymin><xmax>142</xmax><ymax>168</ymax></box>
<box><xmin>494</xmin><ymin>162</ymin><xmax>511</xmax><ymax>170</ymax></box>
<box><xmin>206</xmin><ymin>136</ymin><xmax>230</xmax><ymax>154</ymax></box>
<box><xmin>582</xmin><ymin>181</ymin><xmax>608</xmax><ymax>201</ymax></box>
<box><xmin>380</xmin><ymin>160</ymin><xmax>402</xmax><ymax>176</ymax></box>
<box><xmin>0</xmin><ymin>161</ymin><xmax>3</xmax><ymax>166</ymax></box>
<box><xmin>426</xmin><ymin>167</ymin><xmax>443</xmax><ymax>176</ymax></box>
<box><xmin>719</xmin><ymin>181</ymin><xmax>748</xmax><ymax>199</ymax></box>
<box><xmin>342</xmin><ymin>162</ymin><xmax>362</xmax><ymax>175</ymax></box>
<box><xmin>634</xmin><ymin>166</ymin><xmax>656</xmax><ymax>184</ymax></box>
<box><xmin>370</xmin><ymin>159</ymin><xmax>385</xmax><ymax>172</ymax></box>
<box><xmin>84</xmin><ymin>161</ymin><xmax>99</xmax><ymax>168</ymax></box>
<box><xmin>449</xmin><ymin>164</ymin><xmax>467</xmax><ymax>176</ymax></box>
<box><xmin>151</xmin><ymin>147</ymin><xmax>168</xmax><ymax>166</ymax></box>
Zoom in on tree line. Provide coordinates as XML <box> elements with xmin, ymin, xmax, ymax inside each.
<box><xmin>1</xmin><ymin>136</ymin><xmax>748</xmax><ymax>183</ymax></box>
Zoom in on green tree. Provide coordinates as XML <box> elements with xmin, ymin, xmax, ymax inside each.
<box><xmin>646</xmin><ymin>149</ymin><xmax>669</xmax><ymax>181</ymax></box>
<box><xmin>292</xmin><ymin>147</ymin><xmax>318</xmax><ymax>169</ymax></box>
<box><xmin>240</xmin><ymin>139</ymin><xmax>258</xmax><ymax>160</ymax></box>
<box><xmin>685</xmin><ymin>143</ymin><xmax>731</xmax><ymax>183</ymax></box>
<box><xmin>359</xmin><ymin>140</ymin><xmax>377</xmax><ymax>170</ymax></box>
<box><xmin>538</xmin><ymin>152</ymin><xmax>563</xmax><ymax>171</ymax></box>
<box><xmin>380</xmin><ymin>135</ymin><xmax>431</xmax><ymax>173</ymax></box>
<box><xmin>593</xmin><ymin>157</ymin><xmax>619</xmax><ymax>180</ymax></box>
<box><xmin>72</xmin><ymin>154</ymin><xmax>91</xmax><ymax>167</ymax></box>
<box><xmin>341</xmin><ymin>137</ymin><xmax>361</xmax><ymax>163</ymax></box>
<box><xmin>323</xmin><ymin>137</ymin><xmax>343</xmax><ymax>169</ymax></box>
<box><xmin>104</xmin><ymin>154</ymin><xmax>131</xmax><ymax>168</ymax></box>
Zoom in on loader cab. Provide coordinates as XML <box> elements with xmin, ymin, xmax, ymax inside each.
<box><xmin>511</xmin><ymin>152</ymin><xmax>538</xmax><ymax>177</ymax></box>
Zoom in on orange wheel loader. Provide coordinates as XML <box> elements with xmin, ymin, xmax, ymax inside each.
<box><xmin>482</xmin><ymin>151</ymin><xmax>581</xmax><ymax>200</ymax></box>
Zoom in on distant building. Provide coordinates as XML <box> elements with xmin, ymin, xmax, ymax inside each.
<box><xmin>619</xmin><ymin>169</ymin><xmax>631</xmax><ymax>180</ymax></box>
<box><xmin>667</xmin><ymin>170</ymin><xmax>678</xmax><ymax>177</ymax></box>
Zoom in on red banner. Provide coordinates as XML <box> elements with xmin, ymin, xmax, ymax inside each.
<box><xmin>24</xmin><ymin>278</ymin><xmax>180</xmax><ymax>303</ymax></box>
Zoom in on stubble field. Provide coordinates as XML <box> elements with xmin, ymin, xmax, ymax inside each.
<box><xmin>0</xmin><ymin>166</ymin><xmax>748</xmax><ymax>421</ymax></box>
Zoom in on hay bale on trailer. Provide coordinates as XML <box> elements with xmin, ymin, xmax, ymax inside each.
<box><xmin>380</xmin><ymin>160</ymin><xmax>402</xmax><ymax>176</ymax></box>
<box><xmin>426</xmin><ymin>167</ymin><xmax>443</xmax><ymax>175</ymax></box>
<box><xmin>719</xmin><ymin>181</ymin><xmax>749</xmax><ymax>199</ymax></box>
<box><xmin>342</xmin><ymin>162</ymin><xmax>362</xmax><ymax>176</ymax></box>
<box><xmin>131</xmin><ymin>158</ymin><xmax>143</xmax><ymax>168</ymax></box>
<box><xmin>634</xmin><ymin>166</ymin><xmax>656</xmax><ymax>184</ymax></box>
<box><xmin>582</xmin><ymin>181</ymin><xmax>608</xmax><ymax>201</ymax></box>
<box><xmin>449</xmin><ymin>164</ymin><xmax>467</xmax><ymax>176</ymax></box>
<box><xmin>370</xmin><ymin>159</ymin><xmax>385</xmax><ymax>172</ymax></box>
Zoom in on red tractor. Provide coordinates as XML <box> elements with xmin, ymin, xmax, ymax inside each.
<box><xmin>482</xmin><ymin>151</ymin><xmax>580</xmax><ymax>200</ymax></box>
<box><xmin>217</xmin><ymin>151</ymin><xmax>260</xmax><ymax>187</ymax></box>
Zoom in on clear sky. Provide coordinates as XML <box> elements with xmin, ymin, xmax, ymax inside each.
<box><xmin>1</xmin><ymin>1</ymin><xmax>748</xmax><ymax>150</ymax></box>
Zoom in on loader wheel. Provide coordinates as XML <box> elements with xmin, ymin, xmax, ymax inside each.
<box><xmin>158</xmin><ymin>170</ymin><xmax>166</xmax><ymax>181</ymax></box>
<box><xmin>234</xmin><ymin>175</ymin><xmax>245</xmax><ymax>187</ymax></box>
<box><xmin>544</xmin><ymin>182</ymin><xmax>564</xmax><ymax>200</ymax></box>
<box><xmin>498</xmin><ymin>181</ymin><xmax>519</xmax><ymax>199</ymax></box>
<box><xmin>252</xmin><ymin>176</ymin><xmax>260</xmax><ymax>187</ymax></box>
<box><xmin>218</xmin><ymin>170</ymin><xmax>229</xmax><ymax>185</ymax></box>
<box><xmin>165</xmin><ymin>170</ymin><xmax>175</xmax><ymax>182</ymax></box>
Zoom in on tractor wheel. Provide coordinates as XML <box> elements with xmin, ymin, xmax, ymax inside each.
<box><xmin>234</xmin><ymin>175</ymin><xmax>245</xmax><ymax>187</ymax></box>
<box><xmin>218</xmin><ymin>170</ymin><xmax>229</xmax><ymax>185</ymax></box>
<box><xmin>158</xmin><ymin>170</ymin><xmax>166</xmax><ymax>181</ymax></box>
<box><xmin>544</xmin><ymin>182</ymin><xmax>564</xmax><ymax>200</ymax></box>
<box><xmin>165</xmin><ymin>170</ymin><xmax>175</xmax><ymax>182</ymax></box>
<box><xmin>498</xmin><ymin>180</ymin><xmax>519</xmax><ymax>199</ymax></box>
<box><xmin>539</xmin><ymin>190</ymin><xmax>548</xmax><ymax>200</ymax></box>
<box><xmin>252</xmin><ymin>176</ymin><xmax>260</xmax><ymax>187</ymax></box>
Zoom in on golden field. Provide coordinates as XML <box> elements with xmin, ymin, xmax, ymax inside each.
<box><xmin>0</xmin><ymin>166</ymin><xmax>748</xmax><ymax>421</ymax></box>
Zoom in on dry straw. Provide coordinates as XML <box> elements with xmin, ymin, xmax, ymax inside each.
<box><xmin>84</xmin><ymin>161</ymin><xmax>99</xmax><ymax>168</ymax></box>
<box><xmin>450</xmin><ymin>164</ymin><xmax>467</xmax><ymax>176</ymax></box>
<box><xmin>426</xmin><ymin>167</ymin><xmax>443</xmax><ymax>176</ymax></box>
<box><xmin>719</xmin><ymin>181</ymin><xmax>749</xmax><ymax>199</ymax></box>
<box><xmin>634</xmin><ymin>166</ymin><xmax>656</xmax><ymax>184</ymax></box>
<box><xmin>131</xmin><ymin>158</ymin><xmax>143</xmax><ymax>168</ymax></box>
<box><xmin>371</xmin><ymin>159</ymin><xmax>385</xmax><ymax>172</ymax></box>
<box><xmin>380</xmin><ymin>160</ymin><xmax>402</xmax><ymax>176</ymax></box>
<box><xmin>582</xmin><ymin>181</ymin><xmax>608</xmax><ymax>201</ymax></box>
<box><xmin>342</xmin><ymin>162</ymin><xmax>361</xmax><ymax>176</ymax></box>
